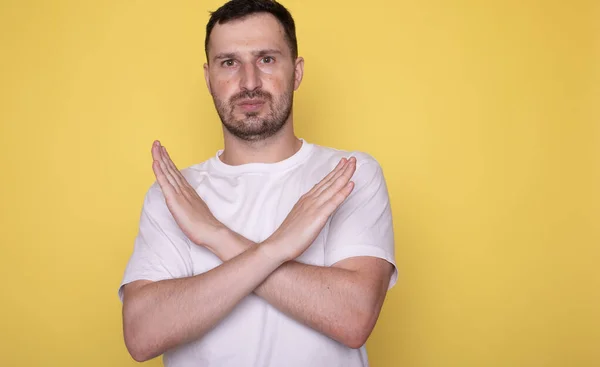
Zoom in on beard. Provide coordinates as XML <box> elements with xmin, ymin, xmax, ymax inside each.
<box><xmin>212</xmin><ymin>83</ymin><xmax>294</xmax><ymax>142</ymax></box>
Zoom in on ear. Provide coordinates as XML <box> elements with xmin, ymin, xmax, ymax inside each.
<box><xmin>203</xmin><ymin>63</ymin><xmax>212</xmax><ymax>95</ymax></box>
<box><xmin>293</xmin><ymin>57</ymin><xmax>304</xmax><ymax>91</ymax></box>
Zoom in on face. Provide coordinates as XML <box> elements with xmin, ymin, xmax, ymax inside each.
<box><xmin>204</xmin><ymin>13</ymin><xmax>303</xmax><ymax>141</ymax></box>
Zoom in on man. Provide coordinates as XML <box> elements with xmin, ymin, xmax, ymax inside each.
<box><xmin>118</xmin><ymin>0</ymin><xmax>398</xmax><ymax>366</ymax></box>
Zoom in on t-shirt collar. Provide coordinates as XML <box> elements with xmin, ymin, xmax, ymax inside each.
<box><xmin>210</xmin><ymin>138</ymin><xmax>313</xmax><ymax>174</ymax></box>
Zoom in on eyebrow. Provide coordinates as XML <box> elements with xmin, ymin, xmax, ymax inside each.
<box><xmin>213</xmin><ymin>49</ymin><xmax>283</xmax><ymax>62</ymax></box>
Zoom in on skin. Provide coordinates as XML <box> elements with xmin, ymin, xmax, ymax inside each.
<box><xmin>205</xmin><ymin>12</ymin><xmax>304</xmax><ymax>165</ymax></box>
<box><xmin>121</xmin><ymin>13</ymin><xmax>394</xmax><ymax>363</ymax></box>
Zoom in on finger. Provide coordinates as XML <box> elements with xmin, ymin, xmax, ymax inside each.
<box><xmin>321</xmin><ymin>157</ymin><xmax>356</xmax><ymax>190</ymax></box>
<box><xmin>152</xmin><ymin>159</ymin><xmax>177</xmax><ymax>198</ymax></box>
<box><xmin>315</xmin><ymin>160</ymin><xmax>356</xmax><ymax>206</ymax></box>
<box><xmin>306</xmin><ymin>158</ymin><xmax>346</xmax><ymax>196</ymax></box>
<box><xmin>151</xmin><ymin>141</ymin><xmax>180</xmax><ymax>196</ymax></box>
<box><xmin>151</xmin><ymin>140</ymin><xmax>162</xmax><ymax>161</ymax></box>
<box><xmin>320</xmin><ymin>181</ymin><xmax>355</xmax><ymax>215</ymax></box>
<box><xmin>160</xmin><ymin>145</ymin><xmax>186</xmax><ymax>189</ymax></box>
<box><xmin>316</xmin><ymin>157</ymin><xmax>356</xmax><ymax>197</ymax></box>
<box><xmin>162</xmin><ymin>145</ymin><xmax>184</xmax><ymax>180</ymax></box>
<box><xmin>156</xmin><ymin>144</ymin><xmax>181</xmax><ymax>194</ymax></box>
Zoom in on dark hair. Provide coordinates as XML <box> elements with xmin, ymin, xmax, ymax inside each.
<box><xmin>205</xmin><ymin>0</ymin><xmax>298</xmax><ymax>62</ymax></box>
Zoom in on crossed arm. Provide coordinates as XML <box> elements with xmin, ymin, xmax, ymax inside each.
<box><xmin>121</xmin><ymin>141</ymin><xmax>394</xmax><ymax>362</ymax></box>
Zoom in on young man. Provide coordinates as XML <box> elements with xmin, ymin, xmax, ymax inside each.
<box><xmin>118</xmin><ymin>1</ymin><xmax>398</xmax><ymax>366</ymax></box>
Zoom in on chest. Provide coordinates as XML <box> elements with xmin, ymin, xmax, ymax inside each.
<box><xmin>190</xmin><ymin>168</ymin><xmax>331</xmax><ymax>274</ymax></box>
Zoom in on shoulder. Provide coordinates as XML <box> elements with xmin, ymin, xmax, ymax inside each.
<box><xmin>308</xmin><ymin>143</ymin><xmax>384</xmax><ymax>180</ymax></box>
<box><xmin>180</xmin><ymin>159</ymin><xmax>213</xmax><ymax>184</ymax></box>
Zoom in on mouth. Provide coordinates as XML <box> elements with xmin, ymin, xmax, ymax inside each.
<box><xmin>236</xmin><ymin>99</ymin><xmax>266</xmax><ymax>113</ymax></box>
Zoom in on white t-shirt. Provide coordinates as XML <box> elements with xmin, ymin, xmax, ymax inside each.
<box><xmin>118</xmin><ymin>139</ymin><xmax>398</xmax><ymax>367</ymax></box>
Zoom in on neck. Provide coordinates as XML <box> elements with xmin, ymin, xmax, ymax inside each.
<box><xmin>219</xmin><ymin>121</ymin><xmax>302</xmax><ymax>166</ymax></box>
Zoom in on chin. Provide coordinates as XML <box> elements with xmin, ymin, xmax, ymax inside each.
<box><xmin>237</xmin><ymin>113</ymin><xmax>265</xmax><ymax>124</ymax></box>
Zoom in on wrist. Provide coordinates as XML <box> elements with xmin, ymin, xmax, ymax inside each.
<box><xmin>207</xmin><ymin>225</ymin><xmax>251</xmax><ymax>261</ymax></box>
<box><xmin>258</xmin><ymin>238</ymin><xmax>290</xmax><ymax>264</ymax></box>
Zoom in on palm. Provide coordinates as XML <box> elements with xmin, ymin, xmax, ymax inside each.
<box><xmin>150</xmin><ymin>141</ymin><xmax>220</xmax><ymax>247</ymax></box>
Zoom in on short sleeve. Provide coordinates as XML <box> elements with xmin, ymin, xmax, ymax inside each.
<box><xmin>324</xmin><ymin>159</ymin><xmax>398</xmax><ymax>290</ymax></box>
<box><xmin>118</xmin><ymin>184</ymin><xmax>194</xmax><ymax>302</ymax></box>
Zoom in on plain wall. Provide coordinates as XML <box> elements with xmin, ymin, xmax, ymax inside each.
<box><xmin>1</xmin><ymin>1</ymin><xmax>598</xmax><ymax>366</ymax></box>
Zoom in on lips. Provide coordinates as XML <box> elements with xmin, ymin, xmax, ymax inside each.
<box><xmin>237</xmin><ymin>99</ymin><xmax>265</xmax><ymax>112</ymax></box>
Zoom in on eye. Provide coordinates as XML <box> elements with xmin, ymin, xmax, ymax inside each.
<box><xmin>261</xmin><ymin>56</ymin><xmax>275</xmax><ymax>64</ymax></box>
<box><xmin>221</xmin><ymin>59</ymin><xmax>236</xmax><ymax>67</ymax></box>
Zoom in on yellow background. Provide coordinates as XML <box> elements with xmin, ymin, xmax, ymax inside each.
<box><xmin>1</xmin><ymin>0</ymin><xmax>598</xmax><ymax>366</ymax></box>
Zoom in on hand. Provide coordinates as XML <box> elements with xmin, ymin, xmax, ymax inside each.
<box><xmin>151</xmin><ymin>140</ymin><xmax>223</xmax><ymax>249</ymax></box>
<box><xmin>262</xmin><ymin>157</ymin><xmax>357</xmax><ymax>262</ymax></box>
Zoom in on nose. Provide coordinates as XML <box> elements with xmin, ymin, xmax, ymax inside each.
<box><xmin>239</xmin><ymin>63</ymin><xmax>262</xmax><ymax>91</ymax></box>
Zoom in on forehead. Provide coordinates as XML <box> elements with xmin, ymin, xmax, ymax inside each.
<box><xmin>207</xmin><ymin>13</ymin><xmax>289</xmax><ymax>58</ymax></box>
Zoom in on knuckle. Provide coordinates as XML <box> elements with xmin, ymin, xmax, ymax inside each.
<box><xmin>333</xmin><ymin>191</ymin><xmax>346</xmax><ymax>203</ymax></box>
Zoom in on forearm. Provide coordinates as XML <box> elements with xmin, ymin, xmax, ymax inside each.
<box><xmin>257</xmin><ymin>259</ymin><xmax>378</xmax><ymax>348</ymax></box>
<box><xmin>218</xmin><ymin>230</ymin><xmax>382</xmax><ymax>348</ymax></box>
<box><xmin>122</xmin><ymin>244</ymin><xmax>285</xmax><ymax>362</ymax></box>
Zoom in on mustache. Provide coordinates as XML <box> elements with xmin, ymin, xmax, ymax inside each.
<box><xmin>230</xmin><ymin>90</ymin><xmax>273</xmax><ymax>103</ymax></box>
